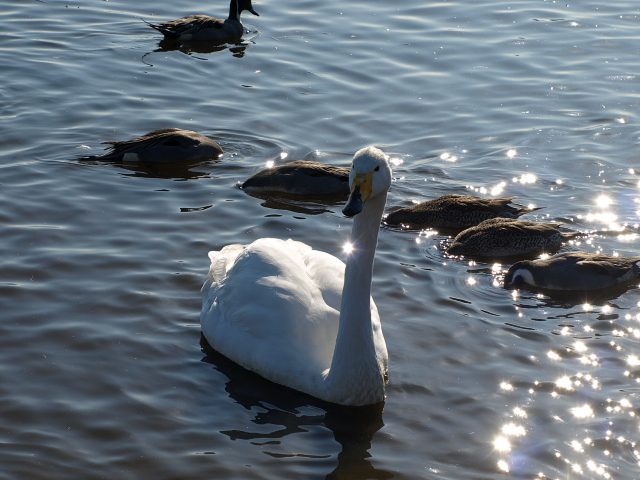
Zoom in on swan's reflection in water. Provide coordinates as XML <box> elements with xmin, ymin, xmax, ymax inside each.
<box><xmin>200</xmin><ymin>336</ymin><xmax>394</xmax><ymax>480</ymax></box>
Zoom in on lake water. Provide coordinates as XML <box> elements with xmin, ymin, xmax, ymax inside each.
<box><xmin>2</xmin><ymin>0</ymin><xmax>640</xmax><ymax>478</ymax></box>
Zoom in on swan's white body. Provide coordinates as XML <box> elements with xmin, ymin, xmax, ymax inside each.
<box><xmin>201</xmin><ymin>147</ymin><xmax>391</xmax><ymax>406</ymax></box>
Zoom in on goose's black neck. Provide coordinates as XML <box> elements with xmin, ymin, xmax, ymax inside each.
<box><xmin>228</xmin><ymin>0</ymin><xmax>241</xmax><ymax>22</ymax></box>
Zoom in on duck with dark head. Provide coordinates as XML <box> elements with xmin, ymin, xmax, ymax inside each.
<box><xmin>145</xmin><ymin>0</ymin><xmax>259</xmax><ymax>42</ymax></box>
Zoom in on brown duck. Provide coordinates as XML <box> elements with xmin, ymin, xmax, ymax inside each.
<box><xmin>447</xmin><ymin>218</ymin><xmax>577</xmax><ymax>257</ymax></box>
<box><xmin>504</xmin><ymin>251</ymin><xmax>640</xmax><ymax>291</ymax></box>
<box><xmin>79</xmin><ymin>128</ymin><xmax>223</xmax><ymax>163</ymax></box>
<box><xmin>242</xmin><ymin>160</ymin><xmax>350</xmax><ymax>196</ymax></box>
<box><xmin>385</xmin><ymin>194</ymin><xmax>541</xmax><ymax>229</ymax></box>
<box><xmin>145</xmin><ymin>0</ymin><xmax>259</xmax><ymax>42</ymax></box>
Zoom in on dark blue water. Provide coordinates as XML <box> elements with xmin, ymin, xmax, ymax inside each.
<box><xmin>2</xmin><ymin>0</ymin><xmax>640</xmax><ymax>478</ymax></box>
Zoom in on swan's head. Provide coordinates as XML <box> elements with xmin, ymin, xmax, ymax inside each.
<box><xmin>343</xmin><ymin>146</ymin><xmax>392</xmax><ymax>217</ymax></box>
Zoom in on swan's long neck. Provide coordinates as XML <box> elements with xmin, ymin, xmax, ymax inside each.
<box><xmin>325</xmin><ymin>191</ymin><xmax>388</xmax><ymax>405</ymax></box>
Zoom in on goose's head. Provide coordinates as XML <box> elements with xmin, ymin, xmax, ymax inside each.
<box><xmin>239</xmin><ymin>0</ymin><xmax>259</xmax><ymax>16</ymax></box>
<box><xmin>343</xmin><ymin>146</ymin><xmax>392</xmax><ymax>217</ymax></box>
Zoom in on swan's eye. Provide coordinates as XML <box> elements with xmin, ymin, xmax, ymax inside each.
<box><xmin>374</xmin><ymin>166</ymin><xmax>380</xmax><ymax>171</ymax></box>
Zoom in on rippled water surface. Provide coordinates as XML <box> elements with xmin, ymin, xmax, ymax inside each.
<box><xmin>3</xmin><ymin>0</ymin><xmax>640</xmax><ymax>478</ymax></box>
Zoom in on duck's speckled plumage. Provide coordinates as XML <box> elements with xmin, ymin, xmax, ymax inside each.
<box><xmin>504</xmin><ymin>251</ymin><xmax>640</xmax><ymax>291</ymax></box>
<box><xmin>385</xmin><ymin>194</ymin><xmax>541</xmax><ymax>229</ymax></box>
<box><xmin>447</xmin><ymin>217</ymin><xmax>575</xmax><ymax>257</ymax></box>
<box><xmin>242</xmin><ymin>160</ymin><xmax>350</xmax><ymax>196</ymax></box>
<box><xmin>146</xmin><ymin>0</ymin><xmax>259</xmax><ymax>42</ymax></box>
<box><xmin>79</xmin><ymin>128</ymin><xmax>223</xmax><ymax>164</ymax></box>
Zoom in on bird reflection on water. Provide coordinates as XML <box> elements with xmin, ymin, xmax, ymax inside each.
<box><xmin>199</xmin><ymin>336</ymin><xmax>394</xmax><ymax>480</ymax></box>
<box><xmin>149</xmin><ymin>36</ymin><xmax>254</xmax><ymax>60</ymax></box>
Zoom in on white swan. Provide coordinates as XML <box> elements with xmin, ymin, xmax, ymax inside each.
<box><xmin>201</xmin><ymin>146</ymin><xmax>391</xmax><ymax>406</ymax></box>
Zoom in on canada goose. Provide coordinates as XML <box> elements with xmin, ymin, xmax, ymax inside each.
<box><xmin>447</xmin><ymin>218</ymin><xmax>576</xmax><ymax>257</ymax></box>
<box><xmin>201</xmin><ymin>147</ymin><xmax>391</xmax><ymax>406</ymax></box>
<box><xmin>79</xmin><ymin>128</ymin><xmax>223</xmax><ymax>163</ymax></box>
<box><xmin>145</xmin><ymin>0</ymin><xmax>259</xmax><ymax>42</ymax></box>
<box><xmin>242</xmin><ymin>160</ymin><xmax>350</xmax><ymax>196</ymax></box>
<box><xmin>385</xmin><ymin>194</ymin><xmax>541</xmax><ymax>229</ymax></box>
<box><xmin>504</xmin><ymin>251</ymin><xmax>640</xmax><ymax>291</ymax></box>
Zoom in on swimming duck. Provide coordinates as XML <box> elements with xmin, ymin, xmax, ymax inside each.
<box><xmin>79</xmin><ymin>128</ymin><xmax>223</xmax><ymax>163</ymax></box>
<box><xmin>504</xmin><ymin>251</ymin><xmax>640</xmax><ymax>291</ymax></box>
<box><xmin>145</xmin><ymin>0</ymin><xmax>259</xmax><ymax>42</ymax></box>
<box><xmin>201</xmin><ymin>147</ymin><xmax>391</xmax><ymax>406</ymax></box>
<box><xmin>241</xmin><ymin>160</ymin><xmax>350</xmax><ymax>196</ymax></box>
<box><xmin>385</xmin><ymin>194</ymin><xmax>541</xmax><ymax>229</ymax></box>
<box><xmin>447</xmin><ymin>218</ymin><xmax>576</xmax><ymax>257</ymax></box>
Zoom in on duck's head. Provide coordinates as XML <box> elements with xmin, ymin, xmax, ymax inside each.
<box><xmin>239</xmin><ymin>0</ymin><xmax>259</xmax><ymax>16</ymax></box>
<box><xmin>343</xmin><ymin>146</ymin><xmax>392</xmax><ymax>217</ymax></box>
<box><xmin>504</xmin><ymin>261</ymin><xmax>536</xmax><ymax>289</ymax></box>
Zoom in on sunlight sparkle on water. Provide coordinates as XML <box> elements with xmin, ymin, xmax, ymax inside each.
<box><xmin>571</xmin><ymin>404</ymin><xmax>594</xmax><ymax>418</ymax></box>
<box><xmin>556</xmin><ymin>376</ymin><xmax>574</xmax><ymax>390</ymax></box>
<box><xmin>619</xmin><ymin>398</ymin><xmax>633</xmax><ymax>408</ymax></box>
<box><xmin>440</xmin><ymin>152</ymin><xmax>458</xmax><ymax>162</ymax></box>
<box><xmin>596</xmin><ymin>194</ymin><xmax>613</xmax><ymax>208</ymax></box>
<box><xmin>513</xmin><ymin>407</ymin><xmax>527</xmax><ymax>418</ymax></box>
<box><xmin>574</xmin><ymin>341</ymin><xmax>588</xmax><ymax>352</ymax></box>
<box><xmin>497</xmin><ymin>460</ymin><xmax>510</xmax><ymax>472</ymax></box>
<box><xmin>279</xmin><ymin>152</ymin><xmax>288</xmax><ymax>160</ymax></box>
<box><xmin>618</xmin><ymin>233</ymin><xmax>638</xmax><ymax>241</ymax></box>
<box><xmin>587</xmin><ymin>460</ymin><xmax>611</xmax><ymax>478</ymax></box>
<box><xmin>513</xmin><ymin>173</ymin><xmax>537</xmax><ymax>184</ymax></box>
<box><xmin>506</xmin><ymin>149</ymin><xmax>517</xmax><ymax>158</ymax></box>
<box><xmin>265</xmin><ymin>160</ymin><xmax>275</xmax><ymax>168</ymax></box>
<box><xmin>494</xmin><ymin>436</ymin><xmax>511</xmax><ymax>452</ymax></box>
<box><xmin>585</xmin><ymin>212</ymin><xmax>618</xmax><ymax>224</ymax></box>
<box><xmin>547</xmin><ymin>351</ymin><xmax>561</xmax><ymax>361</ymax></box>
<box><xmin>491</xmin><ymin>181</ymin><xmax>507</xmax><ymax>196</ymax></box>
<box><xmin>502</xmin><ymin>423</ymin><xmax>526</xmax><ymax>437</ymax></box>
<box><xmin>343</xmin><ymin>242</ymin><xmax>354</xmax><ymax>254</ymax></box>
<box><xmin>389</xmin><ymin>156</ymin><xmax>404</xmax><ymax>167</ymax></box>
<box><xmin>627</xmin><ymin>355</ymin><xmax>640</xmax><ymax>366</ymax></box>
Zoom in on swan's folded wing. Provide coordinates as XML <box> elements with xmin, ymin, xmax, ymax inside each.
<box><xmin>203</xmin><ymin>238</ymin><xmax>340</xmax><ymax>374</ymax></box>
<box><xmin>209</xmin><ymin>244</ymin><xmax>247</xmax><ymax>283</ymax></box>
<box><xmin>293</xmin><ymin>240</ymin><xmax>345</xmax><ymax>312</ymax></box>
